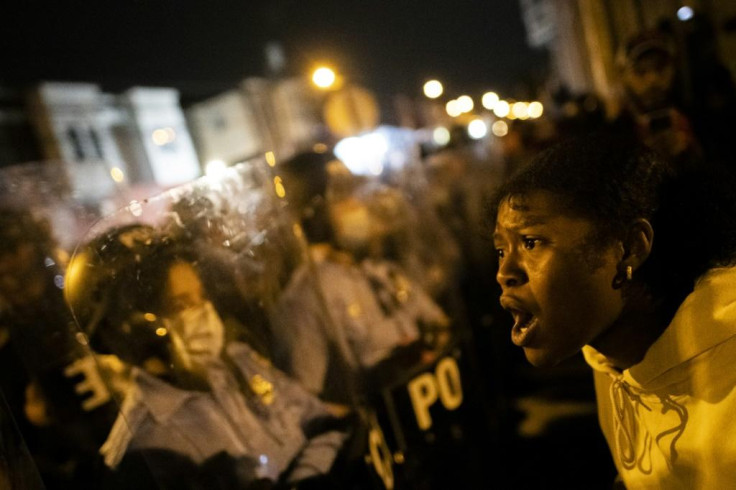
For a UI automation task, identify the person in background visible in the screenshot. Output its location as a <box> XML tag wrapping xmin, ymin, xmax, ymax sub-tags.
<box><xmin>271</xmin><ymin>152</ymin><xmax>450</xmax><ymax>404</ymax></box>
<box><xmin>0</xmin><ymin>207</ymin><xmax>117</xmax><ymax>487</ymax></box>
<box><xmin>611</xmin><ymin>29</ymin><xmax>702</xmax><ymax>171</ymax></box>
<box><xmin>491</xmin><ymin>135</ymin><xmax>736</xmax><ymax>487</ymax></box>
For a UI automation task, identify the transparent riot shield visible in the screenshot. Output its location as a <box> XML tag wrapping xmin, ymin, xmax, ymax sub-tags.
<box><xmin>275</xmin><ymin>135</ymin><xmax>501</xmax><ymax>489</ymax></box>
<box><xmin>63</xmin><ymin>157</ymin><xmax>398</xmax><ymax>489</ymax></box>
<box><xmin>0</xmin><ymin>161</ymin><xmax>124</xmax><ymax>488</ymax></box>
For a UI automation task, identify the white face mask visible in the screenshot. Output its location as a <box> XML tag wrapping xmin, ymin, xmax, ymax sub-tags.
<box><xmin>333</xmin><ymin>203</ymin><xmax>373</xmax><ymax>251</ymax></box>
<box><xmin>166</xmin><ymin>300</ymin><xmax>225</xmax><ymax>367</ymax></box>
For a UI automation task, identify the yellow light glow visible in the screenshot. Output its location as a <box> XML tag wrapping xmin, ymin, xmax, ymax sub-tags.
<box><xmin>265</xmin><ymin>151</ymin><xmax>276</xmax><ymax>167</ymax></box>
<box><xmin>155</xmin><ymin>327</ymin><xmax>168</xmax><ymax>337</ymax></box>
<box><xmin>110</xmin><ymin>167</ymin><xmax>125</xmax><ymax>183</ymax></box>
<box><xmin>493</xmin><ymin>100</ymin><xmax>510</xmax><ymax>118</ymax></box>
<box><xmin>274</xmin><ymin>176</ymin><xmax>286</xmax><ymax>198</ymax></box>
<box><xmin>446</xmin><ymin>99</ymin><xmax>462</xmax><ymax>118</ymax></box>
<box><xmin>492</xmin><ymin>120</ymin><xmax>509</xmax><ymax>137</ymax></box>
<box><xmin>528</xmin><ymin>101</ymin><xmax>544</xmax><ymax>118</ymax></box>
<box><xmin>143</xmin><ymin>313</ymin><xmax>157</xmax><ymax>322</ymax></box>
<box><xmin>512</xmin><ymin>102</ymin><xmax>529</xmax><ymax>120</ymax></box>
<box><xmin>312</xmin><ymin>67</ymin><xmax>336</xmax><ymax>89</ymax></box>
<box><xmin>152</xmin><ymin>128</ymin><xmax>172</xmax><ymax>146</ymax></box>
<box><xmin>313</xmin><ymin>143</ymin><xmax>328</xmax><ymax>153</ymax></box>
<box><xmin>423</xmin><ymin>80</ymin><xmax>443</xmax><ymax>99</ymax></box>
<box><xmin>457</xmin><ymin>95</ymin><xmax>474</xmax><ymax>113</ymax></box>
<box><xmin>150</xmin><ymin>127</ymin><xmax>176</xmax><ymax>146</ymax></box>
<box><xmin>433</xmin><ymin>127</ymin><xmax>451</xmax><ymax>146</ymax></box>
<box><xmin>482</xmin><ymin>92</ymin><xmax>499</xmax><ymax>110</ymax></box>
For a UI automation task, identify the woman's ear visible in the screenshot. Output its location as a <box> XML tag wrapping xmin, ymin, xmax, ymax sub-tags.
<box><xmin>621</xmin><ymin>218</ymin><xmax>654</xmax><ymax>277</ymax></box>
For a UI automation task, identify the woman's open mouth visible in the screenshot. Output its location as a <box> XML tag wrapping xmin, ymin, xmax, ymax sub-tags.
<box><xmin>510</xmin><ymin>309</ymin><xmax>538</xmax><ymax>347</ymax></box>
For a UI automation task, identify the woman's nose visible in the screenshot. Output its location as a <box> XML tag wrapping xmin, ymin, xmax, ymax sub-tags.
<box><xmin>496</xmin><ymin>253</ymin><xmax>527</xmax><ymax>288</ymax></box>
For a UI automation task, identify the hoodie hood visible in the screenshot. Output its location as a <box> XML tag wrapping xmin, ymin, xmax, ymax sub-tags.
<box><xmin>585</xmin><ymin>266</ymin><xmax>736</xmax><ymax>389</ymax></box>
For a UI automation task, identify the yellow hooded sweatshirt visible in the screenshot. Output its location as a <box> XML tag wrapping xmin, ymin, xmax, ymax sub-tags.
<box><xmin>584</xmin><ymin>267</ymin><xmax>736</xmax><ymax>489</ymax></box>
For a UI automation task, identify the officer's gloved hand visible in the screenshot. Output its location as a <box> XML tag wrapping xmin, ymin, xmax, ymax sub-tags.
<box><xmin>64</xmin><ymin>354</ymin><xmax>132</xmax><ymax>410</ymax></box>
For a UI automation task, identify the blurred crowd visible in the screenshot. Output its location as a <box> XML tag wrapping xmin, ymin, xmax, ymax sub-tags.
<box><xmin>0</xmin><ymin>25</ymin><xmax>734</xmax><ymax>489</ymax></box>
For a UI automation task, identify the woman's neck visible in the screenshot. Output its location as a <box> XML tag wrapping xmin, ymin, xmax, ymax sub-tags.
<box><xmin>591</xmin><ymin>289</ymin><xmax>673</xmax><ymax>370</ymax></box>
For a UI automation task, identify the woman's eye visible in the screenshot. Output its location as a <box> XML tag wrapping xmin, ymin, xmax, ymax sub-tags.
<box><xmin>522</xmin><ymin>238</ymin><xmax>540</xmax><ymax>250</ymax></box>
<box><xmin>495</xmin><ymin>248</ymin><xmax>505</xmax><ymax>259</ymax></box>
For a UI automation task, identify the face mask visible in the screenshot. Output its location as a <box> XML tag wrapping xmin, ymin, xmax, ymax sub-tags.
<box><xmin>166</xmin><ymin>301</ymin><xmax>225</xmax><ymax>367</ymax></box>
<box><xmin>333</xmin><ymin>204</ymin><xmax>373</xmax><ymax>251</ymax></box>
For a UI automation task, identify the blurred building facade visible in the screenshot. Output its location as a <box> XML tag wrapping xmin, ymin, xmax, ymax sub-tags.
<box><xmin>187</xmin><ymin>76</ymin><xmax>325</xmax><ymax>168</ymax></box>
<box><xmin>520</xmin><ymin>0</ymin><xmax>736</xmax><ymax>114</ymax></box>
<box><xmin>0</xmin><ymin>82</ymin><xmax>201</xmax><ymax>205</ymax></box>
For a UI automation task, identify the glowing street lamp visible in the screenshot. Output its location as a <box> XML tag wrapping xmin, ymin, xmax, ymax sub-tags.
<box><xmin>423</xmin><ymin>80</ymin><xmax>443</xmax><ymax>99</ymax></box>
<box><xmin>512</xmin><ymin>101</ymin><xmax>529</xmax><ymax>120</ymax></box>
<box><xmin>312</xmin><ymin>67</ymin><xmax>337</xmax><ymax>89</ymax></box>
<box><xmin>493</xmin><ymin>100</ymin><xmax>510</xmax><ymax>118</ymax></box>
<box><xmin>467</xmin><ymin>119</ymin><xmax>488</xmax><ymax>139</ymax></box>
<box><xmin>457</xmin><ymin>95</ymin><xmax>474</xmax><ymax>113</ymax></box>
<box><xmin>482</xmin><ymin>92</ymin><xmax>499</xmax><ymax>110</ymax></box>
<box><xmin>528</xmin><ymin>101</ymin><xmax>544</xmax><ymax>118</ymax></box>
<box><xmin>446</xmin><ymin>99</ymin><xmax>462</xmax><ymax>118</ymax></box>
<box><xmin>492</xmin><ymin>120</ymin><xmax>509</xmax><ymax>137</ymax></box>
<box><xmin>433</xmin><ymin>127</ymin><xmax>451</xmax><ymax>145</ymax></box>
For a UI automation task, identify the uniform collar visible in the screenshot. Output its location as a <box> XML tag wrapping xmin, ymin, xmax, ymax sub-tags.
<box><xmin>586</xmin><ymin>267</ymin><xmax>736</xmax><ymax>387</ymax></box>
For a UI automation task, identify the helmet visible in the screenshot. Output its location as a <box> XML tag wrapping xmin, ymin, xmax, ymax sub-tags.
<box><xmin>64</xmin><ymin>224</ymin><xmax>170</xmax><ymax>363</ymax></box>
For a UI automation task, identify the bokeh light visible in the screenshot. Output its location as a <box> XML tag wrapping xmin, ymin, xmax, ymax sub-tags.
<box><xmin>312</xmin><ymin>67</ymin><xmax>336</xmax><ymax>89</ymax></box>
<box><xmin>457</xmin><ymin>95</ymin><xmax>474</xmax><ymax>113</ymax></box>
<box><xmin>467</xmin><ymin>119</ymin><xmax>488</xmax><ymax>139</ymax></box>
<box><xmin>433</xmin><ymin>127</ymin><xmax>451</xmax><ymax>146</ymax></box>
<box><xmin>152</xmin><ymin>127</ymin><xmax>176</xmax><ymax>146</ymax></box>
<box><xmin>446</xmin><ymin>99</ymin><xmax>462</xmax><ymax>117</ymax></box>
<box><xmin>110</xmin><ymin>167</ymin><xmax>125</xmax><ymax>183</ymax></box>
<box><xmin>492</xmin><ymin>120</ymin><xmax>509</xmax><ymax>137</ymax></box>
<box><xmin>493</xmin><ymin>100</ymin><xmax>510</xmax><ymax>118</ymax></box>
<box><xmin>423</xmin><ymin>80</ymin><xmax>444</xmax><ymax>99</ymax></box>
<box><xmin>482</xmin><ymin>92</ymin><xmax>499</xmax><ymax>110</ymax></box>
<box><xmin>512</xmin><ymin>101</ymin><xmax>529</xmax><ymax>120</ymax></box>
<box><xmin>273</xmin><ymin>175</ymin><xmax>286</xmax><ymax>198</ymax></box>
<box><xmin>528</xmin><ymin>101</ymin><xmax>544</xmax><ymax>118</ymax></box>
<box><xmin>677</xmin><ymin>6</ymin><xmax>694</xmax><ymax>21</ymax></box>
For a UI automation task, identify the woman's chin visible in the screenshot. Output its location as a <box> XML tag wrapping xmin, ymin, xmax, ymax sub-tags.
<box><xmin>523</xmin><ymin>347</ymin><xmax>568</xmax><ymax>368</ymax></box>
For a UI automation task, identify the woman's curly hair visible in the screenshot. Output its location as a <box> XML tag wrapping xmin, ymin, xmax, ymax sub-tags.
<box><xmin>490</xmin><ymin>134</ymin><xmax>736</xmax><ymax>306</ymax></box>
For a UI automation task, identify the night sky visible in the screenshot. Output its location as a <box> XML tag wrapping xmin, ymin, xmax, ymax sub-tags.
<box><xmin>2</xmin><ymin>1</ymin><xmax>548</xmax><ymax>104</ymax></box>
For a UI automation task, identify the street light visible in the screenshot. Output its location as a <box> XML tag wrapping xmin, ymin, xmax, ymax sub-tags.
<box><xmin>457</xmin><ymin>95</ymin><xmax>474</xmax><ymax>113</ymax></box>
<box><xmin>482</xmin><ymin>92</ymin><xmax>499</xmax><ymax>110</ymax></box>
<box><xmin>492</xmin><ymin>120</ymin><xmax>509</xmax><ymax>137</ymax></box>
<box><xmin>493</xmin><ymin>100</ymin><xmax>510</xmax><ymax>118</ymax></box>
<box><xmin>512</xmin><ymin>101</ymin><xmax>529</xmax><ymax>120</ymax></box>
<box><xmin>312</xmin><ymin>67</ymin><xmax>337</xmax><ymax>89</ymax></box>
<box><xmin>528</xmin><ymin>101</ymin><xmax>544</xmax><ymax>118</ymax></box>
<box><xmin>446</xmin><ymin>99</ymin><xmax>462</xmax><ymax>117</ymax></box>
<box><xmin>423</xmin><ymin>80</ymin><xmax>443</xmax><ymax>99</ymax></box>
<box><xmin>468</xmin><ymin>119</ymin><xmax>488</xmax><ymax>139</ymax></box>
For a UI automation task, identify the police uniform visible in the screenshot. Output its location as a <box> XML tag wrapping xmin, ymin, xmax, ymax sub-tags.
<box><xmin>100</xmin><ymin>341</ymin><xmax>345</xmax><ymax>484</ymax></box>
<box><xmin>272</xmin><ymin>254</ymin><xmax>449</xmax><ymax>401</ymax></box>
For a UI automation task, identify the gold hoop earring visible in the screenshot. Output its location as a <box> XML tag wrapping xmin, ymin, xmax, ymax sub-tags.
<box><xmin>626</xmin><ymin>265</ymin><xmax>633</xmax><ymax>281</ymax></box>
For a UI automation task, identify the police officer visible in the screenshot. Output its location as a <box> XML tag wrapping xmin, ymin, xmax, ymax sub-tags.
<box><xmin>0</xmin><ymin>206</ymin><xmax>118</xmax><ymax>487</ymax></box>
<box><xmin>65</xmin><ymin>224</ymin><xmax>347</xmax><ymax>488</ymax></box>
